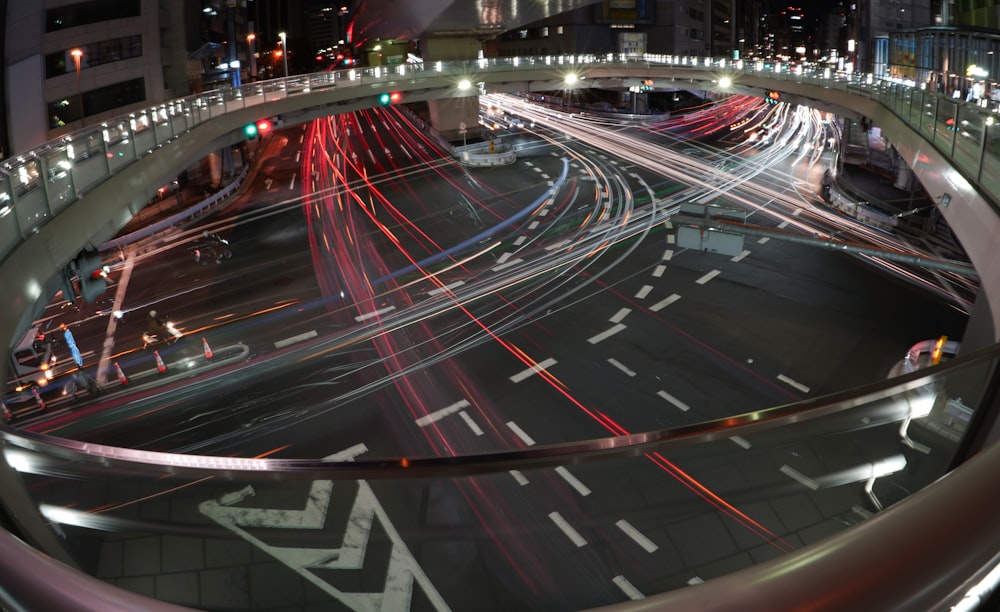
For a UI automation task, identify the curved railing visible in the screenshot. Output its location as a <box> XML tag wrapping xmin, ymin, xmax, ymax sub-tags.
<box><xmin>1</xmin><ymin>54</ymin><xmax>999</xmax><ymax>610</ymax></box>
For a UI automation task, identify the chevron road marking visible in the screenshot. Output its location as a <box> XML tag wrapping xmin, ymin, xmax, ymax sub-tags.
<box><xmin>200</xmin><ymin>444</ymin><xmax>449</xmax><ymax>611</ymax></box>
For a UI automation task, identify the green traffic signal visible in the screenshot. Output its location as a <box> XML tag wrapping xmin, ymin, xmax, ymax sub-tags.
<box><xmin>243</xmin><ymin>123</ymin><xmax>259</xmax><ymax>138</ymax></box>
<box><xmin>378</xmin><ymin>92</ymin><xmax>391</xmax><ymax>106</ymax></box>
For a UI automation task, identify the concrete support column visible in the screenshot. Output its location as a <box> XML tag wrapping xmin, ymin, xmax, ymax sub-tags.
<box><xmin>421</xmin><ymin>37</ymin><xmax>482</xmax><ymax>142</ymax></box>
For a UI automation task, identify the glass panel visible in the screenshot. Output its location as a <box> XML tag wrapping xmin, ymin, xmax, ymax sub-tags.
<box><xmin>0</xmin><ymin>174</ymin><xmax>19</xmax><ymax>260</ymax></box>
<box><xmin>979</xmin><ymin>123</ymin><xmax>1000</xmax><ymax>195</ymax></box>
<box><xmin>4</xmin><ymin>347</ymin><xmax>996</xmax><ymax>610</ymax></box>
<box><xmin>933</xmin><ymin>98</ymin><xmax>957</xmax><ymax>152</ymax></box>
<box><xmin>951</xmin><ymin>106</ymin><xmax>987</xmax><ymax>179</ymax></box>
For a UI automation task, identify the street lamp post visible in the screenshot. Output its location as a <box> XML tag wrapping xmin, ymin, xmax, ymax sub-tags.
<box><xmin>279</xmin><ymin>32</ymin><xmax>289</xmax><ymax>79</ymax></box>
<box><xmin>70</xmin><ymin>48</ymin><xmax>84</xmax><ymax>126</ymax></box>
<box><xmin>246</xmin><ymin>33</ymin><xmax>258</xmax><ymax>81</ymax></box>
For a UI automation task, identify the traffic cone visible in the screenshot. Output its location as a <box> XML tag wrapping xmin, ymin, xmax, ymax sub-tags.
<box><xmin>2</xmin><ymin>401</ymin><xmax>11</xmax><ymax>423</ymax></box>
<box><xmin>202</xmin><ymin>337</ymin><xmax>214</xmax><ymax>359</ymax></box>
<box><xmin>114</xmin><ymin>362</ymin><xmax>129</xmax><ymax>385</ymax></box>
<box><xmin>32</xmin><ymin>388</ymin><xmax>45</xmax><ymax>411</ymax></box>
<box><xmin>154</xmin><ymin>350</ymin><xmax>167</xmax><ymax>373</ymax></box>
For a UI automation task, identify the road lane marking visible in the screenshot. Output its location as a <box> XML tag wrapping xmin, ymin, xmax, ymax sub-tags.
<box><xmin>427</xmin><ymin>280</ymin><xmax>465</xmax><ymax>296</ymax></box>
<box><xmin>506</xmin><ymin>421</ymin><xmax>536</xmax><ymax>446</ymax></box>
<box><xmin>545</xmin><ymin>239</ymin><xmax>570</xmax><ymax>252</ymax></box>
<box><xmin>513</xmin><ymin>235</ymin><xmax>527</xmax><ymax>245</ymax></box>
<box><xmin>555</xmin><ymin>466</ymin><xmax>592</xmax><ymax>496</ymax></box>
<box><xmin>615</xmin><ymin>519</ymin><xmax>659</xmax><ymax>553</ymax></box>
<box><xmin>780</xmin><ymin>464</ymin><xmax>820</xmax><ymax>490</ymax></box>
<box><xmin>662</xmin><ymin>249</ymin><xmax>674</xmax><ymax>260</ymax></box>
<box><xmin>695</xmin><ymin>269</ymin><xmax>721</xmax><ymax>285</ymax></box>
<box><xmin>548</xmin><ymin>512</ymin><xmax>587</xmax><ymax>547</ymax></box>
<box><xmin>777</xmin><ymin>374</ymin><xmax>810</xmax><ymax>393</ymax></box>
<box><xmin>274</xmin><ymin>330</ymin><xmax>319</xmax><ymax>349</ymax></box>
<box><xmin>491</xmin><ymin>258</ymin><xmax>523</xmax><ymax>272</ymax></box>
<box><xmin>458</xmin><ymin>411</ymin><xmax>484</xmax><ymax>436</ymax></box>
<box><xmin>509</xmin><ymin>470</ymin><xmax>529</xmax><ymax>486</ymax></box>
<box><xmin>496</xmin><ymin>252</ymin><xmax>513</xmax><ymax>264</ymax></box>
<box><xmin>610</xmin><ymin>308</ymin><xmax>631</xmax><ymax>323</ymax></box>
<box><xmin>509</xmin><ymin>357</ymin><xmax>557</xmax><ymax>383</ymax></box>
<box><xmin>653</xmin><ymin>264</ymin><xmax>666</xmax><ymax>277</ymax></box>
<box><xmin>415</xmin><ymin>400</ymin><xmax>471</xmax><ymax>427</ymax></box>
<box><xmin>657</xmin><ymin>390</ymin><xmax>690</xmax><ymax>412</ymax></box>
<box><xmin>540</xmin><ymin>173</ymin><xmax>550</xmax><ymax>179</ymax></box>
<box><xmin>613</xmin><ymin>575</ymin><xmax>645</xmax><ymax>600</ymax></box>
<box><xmin>608</xmin><ymin>358</ymin><xmax>636</xmax><ymax>377</ymax></box>
<box><xmin>777</xmin><ymin>220</ymin><xmax>789</xmax><ymax>229</ymax></box>
<box><xmin>730</xmin><ymin>436</ymin><xmax>752</xmax><ymax>449</ymax></box>
<box><xmin>688</xmin><ymin>576</ymin><xmax>704</xmax><ymax>586</ymax></box>
<box><xmin>650</xmin><ymin>294</ymin><xmax>681</xmax><ymax>312</ymax></box>
<box><xmin>635</xmin><ymin>284</ymin><xmax>653</xmax><ymax>299</ymax></box>
<box><xmin>528</xmin><ymin>221</ymin><xmax>540</xmax><ymax>230</ymax></box>
<box><xmin>588</xmin><ymin>323</ymin><xmax>626</xmax><ymax>344</ymax></box>
<box><xmin>354</xmin><ymin>305</ymin><xmax>396</xmax><ymax>322</ymax></box>
<box><xmin>667</xmin><ymin>234</ymin><xmax>676</xmax><ymax>244</ymax></box>
<box><xmin>731</xmin><ymin>250</ymin><xmax>751</xmax><ymax>262</ymax></box>
<box><xmin>289</xmin><ymin>172</ymin><xmax>297</xmax><ymax>190</ymax></box>
<box><xmin>758</xmin><ymin>236</ymin><xmax>770</xmax><ymax>244</ymax></box>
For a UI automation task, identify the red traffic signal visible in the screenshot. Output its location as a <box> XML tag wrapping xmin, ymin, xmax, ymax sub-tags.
<box><xmin>256</xmin><ymin>119</ymin><xmax>271</xmax><ymax>133</ymax></box>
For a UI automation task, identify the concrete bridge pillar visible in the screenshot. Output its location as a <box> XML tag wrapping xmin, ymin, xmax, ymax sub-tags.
<box><xmin>421</xmin><ymin>37</ymin><xmax>482</xmax><ymax>142</ymax></box>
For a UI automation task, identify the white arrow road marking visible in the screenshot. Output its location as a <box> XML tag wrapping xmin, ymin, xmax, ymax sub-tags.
<box><xmin>200</xmin><ymin>445</ymin><xmax>450</xmax><ymax>612</ymax></box>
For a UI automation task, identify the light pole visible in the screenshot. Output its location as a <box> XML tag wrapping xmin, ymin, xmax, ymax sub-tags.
<box><xmin>246</xmin><ymin>33</ymin><xmax>257</xmax><ymax>81</ymax></box>
<box><xmin>279</xmin><ymin>32</ymin><xmax>289</xmax><ymax>79</ymax></box>
<box><xmin>70</xmin><ymin>48</ymin><xmax>84</xmax><ymax>125</ymax></box>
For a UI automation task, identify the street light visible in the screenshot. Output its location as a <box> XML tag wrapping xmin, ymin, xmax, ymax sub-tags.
<box><xmin>70</xmin><ymin>48</ymin><xmax>84</xmax><ymax>125</ymax></box>
<box><xmin>278</xmin><ymin>31</ymin><xmax>289</xmax><ymax>79</ymax></box>
<box><xmin>246</xmin><ymin>33</ymin><xmax>257</xmax><ymax>81</ymax></box>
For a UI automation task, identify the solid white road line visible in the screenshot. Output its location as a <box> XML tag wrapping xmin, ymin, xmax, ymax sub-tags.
<box><xmin>506</xmin><ymin>421</ymin><xmax>536</xmax><ymax>446</ymax></box>
<box><xmin>613</xmin><ymin>575</ymin><xmax>645</xmax><ymax>601</ymax></box>
<box><xmin>780</xmin><ymin>464</ymin><xmax>820</xmax><ymax>490</ymax></box>
<box><xmin>610</xmin><ymin>308</ymin><xmax>631</xmax><ymax>323</ymax></box>
<box><xmin>650</xmin><ymin>294</ymin><xmax>681</xmax><ymax>312</ymax></box>
<box><xmin>415</xmin><ymin>400</ymin><xmax>471</xmax><ymax>427</ymax></box>
<box><xmin>509</xmin><ymin>470</ymin><xmax>529</xmax><ymax>486</ymax></box>
<box><xmin>615</xmin><ymin>519</ymin><xmax>659</xmax><ymax>553</ymax></box>
<box><xmin>695</xmin><ymin>269</ymin><xmax>721</xmax><ymax>285</ymax></box>
<box><xmin>555</xmin><ymin>466</ymin><xmax>592</xmax><ymax>496</ymax></box>
<box><xmin>607</xmin><ymin>358</ymin><xmax>636</xmax><ymax>377</ymax></box>
<box><xmin>588</xmin><ymin>323</ymin><xmax>626</xmax><ymax>344</ymax></box>
<box><xmin>657</xmin><ymin>390</ymin><xmax>690</xmax><ymax>412</ymax></box>
<box><xmin>777</xmin><ymin>374</ymin><xmax>810</xmax><ymax>393</ymax></box>
<box><xmin>509</xmin><ymin>357</ymin><xmax>557</xmax><ymax>383</ymax></box>
<box><xmin>458</xmin><ymin>411</ymin><xmax>484</xmax><ymax>436</ymax></box>
<box><xmin>549</xmin><ymin>512</ymin><xmax>587</xmax><ymax>547</ymax></box>
<box><xmin>274</xmin><ymin>330</ymin><xmax>319</xmax><ymax>349</ymax></box>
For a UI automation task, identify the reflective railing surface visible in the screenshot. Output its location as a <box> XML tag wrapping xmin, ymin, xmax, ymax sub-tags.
<box><xmin>1</xmin><ymin>344</ymin><xmax>998</xmax><ymax>609</ymax></box>
<box><xmin>1</xmin><ymin>53</ymin><xmax>999</xmax><ymax>610</ymax></box>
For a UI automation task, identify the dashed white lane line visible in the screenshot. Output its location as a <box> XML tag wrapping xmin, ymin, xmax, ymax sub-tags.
<box><xmin>513</xmin><ymin>235</ymin><xmax>527</xmax><ymax>245</ymax></box>
<box><xmin>496</xmin><ymin>252</ymin><xmax>513</xmax><ymax>264</ymax></box>
<box><xmin>549</xmin><ymin>511</ymin><xmax>587</xmax><ymax>547</ymax></box>
<box><xmin>354</xmin><ymin>305</ymin><xmax>396</xmax><ymax>322</ymax></box>
<box><xmin>274</xmin><ymin>330</ymin><xmax>318</xmax><ymax>349</ymax></box>
<box><xmin>613</xmin><ymin>575</ymin><xmax>645</xmax><ymax>601</ymax></box>
<box><xmin>615</xmin><ymin>519</ymin><xmax>659</xmax><ymax>553</ymax></box>
<box><xmin>758</xmin><ymin>236</ymin><xmax>770</xmax><ymax>244</ymax></box>
<box><xmin>415</xmin><ymin>400</ymin><xmax>471</xmax><ymax>427</ymax></box>
<box><xmin>635</xmin><ymin>284</ymin><xmax>653</xmax><ymax>299</ymax></box>
<box><xmin>555</xmin><ymin>466</ymin><xmax>592</xmax><ymax>496</ymax></box>
<box><xmin>509</xmin><ymin>357</ymin><xmax>557</xmax><ymax>383</ymax></box>
<box><xmin>608</xmin><ymin>358</ymin><xmax>636</xmax><ymax>377</ymax></box>
<box><xmin>730</xmin><ymin>435</ymin><xmax>752</xmax><ymax>449</ymax></box>
<box><xmin>458</xmin><ymin>411</ymin><xmax>484</xmax><ymax>436</ymax></box>
<box><xmin>688</xmin><ymin>576</ymin><xmax>704</xmax><ymax>586</ymax></box>
<box><xmin>777</xmin><ymin>373</ymin><xmax>810</xmax><ymax>393</ymax></box>
<box><xmin>491</xmin><ymin>257</ymin><xmax>523</xmax><ymax>272</ymax></box>
<box><xmin>657</xmin><ymin>390</ymin><xmax>690</xmax><ymax>412</ymax></box>
<box><xmin>667</xmin><ymin>234</ymin><xmax>676</xmax><ymax>244</ymax></box>
<box><xmin>695</xmin><ymin>269</ymin><xmax>721</xmax><ymax>285</ymax></box>
<box><xmin>506</xmin><ymin>421</ymin><xmax>536</xmax><ymax>446</ymax></box>
<box><xmin>662</xmin><ymin>249</ymin><xmax>674</xmax><ymax>260</ymax></box>
<box><xmin>588</xmin><ymin>323</ymin><xmax>626</xmax><ymax>344</ymax></box>
<box><xmin>780</xmin><ymin>464</ymin><xmax>820</xmax><ymax>490</ymax></box>
<box><xmin>609</xmin><ymin>308</ymin><xmax>631</xmax><ymax>323</ymax></box>
<box><xmin>528</xmin><ymin>221</ymin><xmax>540</xmax><ymax>230</ymax></box>
<box><xmin>545</xmin><ymin>239</ymin><xmax>570</xmax><ymax>251</ymax></box>
<box><xmin>427</xmin><ymin>280</ymin><xmax>465</xmax><ymax>296</ymax></box>
<box><xmin>652</xmin><ymin>264</ymin><xmax>666</xmax><ymax>277</ymax></box>
<box><xmin>731</xmin><ymin>250</ymin><xmax>751</xmax><ymax>262</ymax></box>
<box><xmin>650</xmin><ymin>294</ymin><xmax>681</xmax><ymax>312</ymax></box>
<box><xmin>509</xmin><ymin>470</ymin><xmax>529</xmax><ymax>485</ymax></box>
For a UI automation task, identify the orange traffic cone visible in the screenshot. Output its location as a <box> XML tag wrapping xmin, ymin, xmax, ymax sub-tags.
<box><xmin>154</xmin><ymin>350</ymin><xmax>167</xmax><ymax>373</ymax></box>
<box><xmin>2</xmin><ymin>401</ymin><xmax>12</xmax><ymax>423</ymax></box>
<box><xmin>32</xmin><ymin>388</ymin><xmax>45</xmax><ymax>411</ymax></box>
<box><xmin>202</xmin><ymin>337</ymin><xmax>214</xmax><ymax>359</ymax></box>
<box><xmin>114</xmin><ymin>362</ymin><xmax>129</xmax><ymax>385</ymax></box>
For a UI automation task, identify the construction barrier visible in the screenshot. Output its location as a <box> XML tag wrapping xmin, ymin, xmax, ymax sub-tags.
<box><xmin>114</xmin><ymin>362</ymin><xmax>129</xmax><ymax>385</ymax></box>
<box><xmin>32</xmin><ymin>388</ymin><xmax>45</xmax><ymax>411</ymax></box>
<box><xmin>154</xmin><ymin>350</ymin><xmax>167</xmax><ymax>373</ymax></box>
<box><xmin>202</xmin><ymin>337</ymin><xmax>213</xmax><ymax>359</ymax></box>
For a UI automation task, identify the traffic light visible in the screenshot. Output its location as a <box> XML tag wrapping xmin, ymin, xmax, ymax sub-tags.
<box><xmin>73</xmin><ymin>250</ymin><xmax>108</xmax><ymax>303</ymax></box>
<box><xmin>255</xmin><ymin>119</ymin><xmax>271</xmax><ymax>134</ymax></box>
<box><xmin>377</xmin><ymin>92</ymin><xmax>402</xmax><ymax>106</ymax></box>
<box><xmin>640</xmin><ymin>79</ymin><xmax>654</xmax><ymax>92</ymax></box>
<box><xmin>765</xmin><ymin>90</ymin><xmax>781</xmax><ymax>105</ymax></box>
<box><xmin>243</xmin><ymin>122</ymin><xmax>259</xmax><ymax>139</ymax></box>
